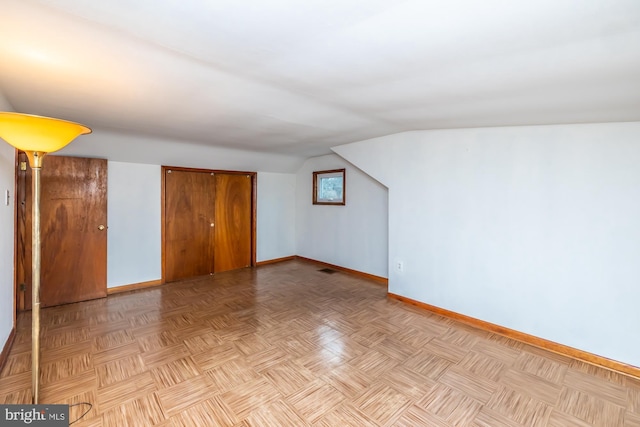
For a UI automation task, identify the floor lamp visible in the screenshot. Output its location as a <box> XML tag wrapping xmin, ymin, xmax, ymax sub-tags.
<box><xmin>0</xmin><ymin>112</ymin><xmax>91</xmax><ymax>404</ymax></box>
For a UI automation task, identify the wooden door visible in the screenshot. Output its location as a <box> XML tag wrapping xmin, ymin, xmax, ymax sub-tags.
<box><xmin>163</xmin><ymin>168</ymin><xmax>255</xmax><ymax>282</ymax></box>
<box><xmin>164</xmin><ymin>169</ymin><xmax>216</xmax><ymax>282</ymax></box>
<box><xmin>214</xmin><ymin>173</ymin><xmax>253</xmax><ymax>272</ymax></box>
<box><xmin>18</xmin><ymin>154</ymin><xmax>108</xmax><ymax>309</ymax></box>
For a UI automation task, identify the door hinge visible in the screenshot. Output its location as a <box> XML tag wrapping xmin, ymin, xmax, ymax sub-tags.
<box><xmin>20</xmin><ymin>161</ymin><xmax>27</xmax><ymax>171</ymax></box>
<box><xmin>19</xmin><ymin>283</ymin><xmax>26</xmax><ymax>292</ymax></box>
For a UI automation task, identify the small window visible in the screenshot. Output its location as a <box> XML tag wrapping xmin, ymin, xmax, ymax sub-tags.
<box><xmin>313</xmin><ymin>169</ymin><xmax>345</xmax><ymax>205</ymax></box>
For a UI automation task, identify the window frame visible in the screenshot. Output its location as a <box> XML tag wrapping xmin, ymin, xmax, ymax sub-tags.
<box><xmin>312</xmin><ymin>168</ymin><xmax>346</xmax><ymax>205</ymax></box>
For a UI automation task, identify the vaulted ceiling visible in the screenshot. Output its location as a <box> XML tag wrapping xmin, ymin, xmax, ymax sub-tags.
<box><xmin>1</xmin><ymin>0</ymin><xmax>639</xmax><ymax>160</ymax></box>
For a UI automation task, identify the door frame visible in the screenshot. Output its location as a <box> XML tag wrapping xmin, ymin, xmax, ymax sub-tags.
<box><xmin>15</xmin><ymin>151</ymin><xmax>28</xmax><ymax>312</ymax></box>
<box><xmin>161</xmin><ymin>166</ymin><xmax>257</xmax><ymax>282</ymax></box>
<box><xmin>13</xmin><ymin>149</ymin><xmax>20</xmax><ymax>320</ymax></box>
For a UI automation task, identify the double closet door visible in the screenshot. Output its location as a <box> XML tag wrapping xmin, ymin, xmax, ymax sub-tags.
<box><xmin>163</xmin><ymin>167</ymin><xmax>255</xmax><ymax>282</ymax></box>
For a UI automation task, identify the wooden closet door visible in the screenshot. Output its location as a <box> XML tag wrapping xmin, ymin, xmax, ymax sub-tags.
<box><xmin>19</xmin><ymin>154</ymin><xmax>108</xmax><ymax>309</ymax></box>
<box><xmin>164</xmin><ymin>169</ymin><xmax>216</xmax><ymax>282</ymax></box>
<box><xmin>214</xmin><ymin>173</ymin><xmax>252</xmax><ymax>273</ymax></box>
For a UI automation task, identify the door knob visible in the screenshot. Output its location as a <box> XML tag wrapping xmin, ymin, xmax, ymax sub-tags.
<box><xmin>98</xmin><ymin>225</ymin><xmax>105</xmax><ymax>231</ymax></box>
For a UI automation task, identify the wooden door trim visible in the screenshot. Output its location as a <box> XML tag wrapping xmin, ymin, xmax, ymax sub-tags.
<box><xmin>251</xmin><ymin>173</ymin><xmax>257</xmax><ymax>267</ymax></box>
<box><xmin>161</xmin><ymin>166</ymin><xmax>257</xmax><ymax>283</ymax></box>
<box><xmin>15</xmin><ymin>151</ymin><xmax>27</xmax><ymax>312</ymax></box>
<box><xmin>161</xmin><ymin>166</ymin><xmax>166</xmax><ymax>283</ymax></box>
<box><xmin>13</xmin><ymin>149</ymin><xmax>19</xmax><ymax>322</ymax></box>
<box><xmin>162</xmin><ymin>166</ymin><xmax>256</xmax><ymax>175</ymax></box>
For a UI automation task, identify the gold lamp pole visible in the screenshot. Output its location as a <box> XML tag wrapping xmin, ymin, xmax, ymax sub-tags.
<box><xmin>0</xmin><ymin>112</ymin><xmax>91</xmax><ymax>404</ymax></box>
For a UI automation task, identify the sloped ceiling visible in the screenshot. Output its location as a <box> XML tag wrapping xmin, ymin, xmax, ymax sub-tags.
<box><xmin>1</xmin><ymin>0</ymin><xmax>639</xmax><ymax>161</ymax></box>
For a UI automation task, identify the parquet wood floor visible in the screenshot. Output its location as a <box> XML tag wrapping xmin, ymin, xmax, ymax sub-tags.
<box><xmin>1</xmin><ymin>260</ymin><xmax>638</xmax><ymax>426</ymax></box>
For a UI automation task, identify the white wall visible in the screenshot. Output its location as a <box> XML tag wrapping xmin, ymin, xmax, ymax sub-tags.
<box><xmin>0</xmin><ymin>93</ymin><xmax>15</xmax><ymax>348</ymax></box>
<box><xmin>296</xmin><ymin>154</ymin><xmax>388</xmax><ymax>278</ymax></box>
<box><xmin>106</xmin><ymin>164</ymin><xmax>298</xmax><ymax>286</ymax></box>
<box><xmin>107</xmin><ymin>162</ymin><xmax>161</xmax><ymax>287</ymax></box>
<box><xmin>58</xmin><ymin>129</ymin><xmax>304</xmax><ymax>173</ymax></box>
<box><xmin>334</xmin><ymin>122</ymin><xmax>640</xmax><ymax>367</ymax></box>
<box><xmin>0</xmin><ymin>139</ymin><xmax>15</xmax><ymax>348</ymax></box>
<box><xmin>257</xmin><ymin>172</ymin><xmax>296</xmax><ymax>262</ymax></box>
<box><xmin>60</xmin><ymin>129</ymin><xmax>305</xmax><ymax>278</ymax></box>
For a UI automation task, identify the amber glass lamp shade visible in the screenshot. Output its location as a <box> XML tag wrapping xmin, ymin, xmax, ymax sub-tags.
<box><xmin>0</xmin><ymin>112</ymin><xmax>91</xmax><ymax>154</ymax></box>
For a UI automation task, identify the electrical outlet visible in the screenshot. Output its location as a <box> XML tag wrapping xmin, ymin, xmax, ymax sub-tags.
<box><xmin>395</xmin><ymin>261</ymin><xmax>404</xmax><ymax>272</ymax></box>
